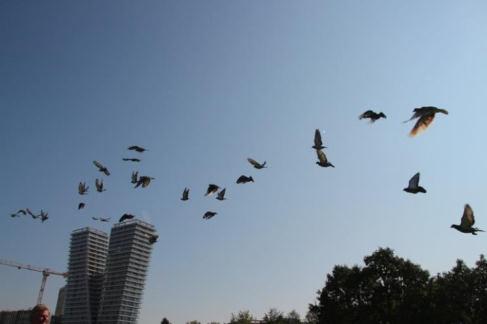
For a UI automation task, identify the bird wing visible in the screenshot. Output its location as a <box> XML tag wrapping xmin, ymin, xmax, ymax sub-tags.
<box><xmin>26</xmin><ymin>208</ymin><xmax>35</xmax><ymax>217</ymax></box>
<box><xmin>247</xmin><ymin>158</ymin><xmax>259</xmax><ymax>167</ymax></box>
<box><xmin>461</xmin><ymin>204</ymin><xmax>475</xmax><ymax>228</ymax></box>
<box><xmin>218</xmin><ymin>188</ymin><xmax>226</xmax><ymax>198</ymax></box>
<box><xmin>359</xmin><ymin>110</ymin><xmax>373</xmax><ymax>119</ymax></box>
<box><xmin>78</xmin><ymin>182</ymin><xmax>83</xmax><ymax>193</ymax></box>
<box><xmin>95</xmin><ymin>179</ymin><xmax>101</xmax><ymax>190</ymax></box>
<box><xmin>408</xmin><ymin>172</ymin><xmax>420</xmax><ymax>188</ymax></box>
<box><xmin>93</xmin><ymin>160</ymin><xmax>104</xmax><ymax>170</ymax></box>
<box><xmin>410</xmin><ymin>113</ymin><xmax>435</xmax><ymax>136</ymax></box>
<box><xmin>317</xmin><ymin>149</ymin><xmax>328</xmax><ymax>164</ymax></box>
<box><xmin>314</xmin><ymin>129</ymin><xmax>323</xmax><ymax>147</ymax></box>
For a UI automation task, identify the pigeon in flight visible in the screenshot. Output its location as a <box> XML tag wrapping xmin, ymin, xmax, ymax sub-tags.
<box><xmin>205</xmin><ymin>184</ymin><xmax>220</xmax><ymax>196</ymax></box>
<box><xmin>123</xmin><ymin>158</ymin><xmax>141</xmax><ymax>162</ymax></box>
<box><xmin>316</xmin><ymin>149</ymin><xmax>335</xmax><ymax>168</ymax></box>
<box><xmin>203</xmin><ymin>211</ymin><xmax>217</xmax><ymax>220</ymax></box>
<box><xmin>313</xmin><ymin>129</ymin><xmax>327</xmax><ymax>150</ymax></box>
<box><xmin>39</xmin><ymin>210</ymin><xmax>48</xmax><ymax>222</ymax></box>
<box><xmin>119</xmin><ymin>213</ymin><xmax>135</xmax><ymax>222</ymax></box>
<box><xmin>359</xmin><ymin>110</ymin><xmax>386</xmax><ymax>122</ymax></box>
<box><xmin>78</xmin><ymin>182</ymin><xmax>89</xmax><ymax>195</ymax></box>
<box><xmin>134</xmin><ymin>176</ymin><xmax>155</xmax><ymax>188</ymax></box>
<box><xmin>95</xmin><ymin>178</ymin><xmax>106</xmax><ymax>192</ymax></box>
<box><xmin>451</xmin><ymin>204</ymin><xmax>484</xmax><ymax>235</ymax></box>
<box><xmin>93</xmin><ymin>160</ymin><xmax>110</xmax><ymax>176</ymax></box>
<box><xmin>78</xmin><ymin>203</ymin><xmax>86</xmax><ymax>210</ymax></box>
<box><xmin>100</xmin><ymin>217</ymin><xmax>110</xmax><ymax>222</ymax></box>
<box><xmin>216</xmin><ymin>188</ymin><xmax>227</xmax><ymax>201</ymax></box>
<box><xmin>404</xmin><ymin>106</ymin><xmax>448</xmax><ymax>136</ymax></box>
<box><xmin>236</xmin><ymin>175</ymin><xmax>254</xmax><ymax>184</ymax></box>
<box><xmin>247</xmin><ymin>158</ymin><xmax>267</xmax><ymax>169</ymax></box>
<box><xmin>148</xmin><ymin>234</ymin><xmax>159</xmax><ymax>244</ymax></box>
<box><xmin>128</xmin><ymin>145</ymin><xmax>148</xmax><ymax>153</ymax></box>
<box><xmin>403</xmin><ymin>172</ymin><xmax>426</xmax><ymax>194</ymax></box>
<box><xmin>181</xmin><ymin>188</ymin><xmax>190</xmax><ymax>201</ymax></box>
<box><xmin>131</xmin><ymin>171</ymin><xmax>139</xmax><ymax>184</ymax></box>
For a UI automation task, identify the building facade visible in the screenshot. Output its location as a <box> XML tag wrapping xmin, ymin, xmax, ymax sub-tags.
<box><xmin>63</xmin><ymin>227</ymin><xmax>109</xmax><ymax>324</ymax></box>
<box><xmin>97</xmin><ymin>219</ymin><xmax>156</xmax><ymax>324</ymax></box>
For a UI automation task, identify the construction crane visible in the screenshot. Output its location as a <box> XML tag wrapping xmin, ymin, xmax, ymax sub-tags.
<box><xmin>0</xmin><ymin>258</ymin><xmax>68</xmax><ymax>304</ymax></box>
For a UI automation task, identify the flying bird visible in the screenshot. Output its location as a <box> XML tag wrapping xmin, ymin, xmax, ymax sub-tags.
<box><xmin>403</xmin><ymin>172</ymin><xmax>426</xmax><ymax>194</ymax></box>
<box><xmin>247</xmin><ymin>158</ymin><xmax>267</xmax><ymax>169</ymax></box>
<box><xmin>95</xmin><ymin>178</ymin><xmax>106</xmax><ymax>192</ymax></box>
<box><xmin>128</xmin><ymin>145</ymin><xmax>148</xmax><ymax>153</ymax></box>
<box><xmin>92</xmin><ymin>217</ymin><xmax>99</xmax><ymax>221</ymax></box>
<box><xmin>451</xmin><ymin>204</ymin><xmax>484</xmax><ymax>235</ymax></box>
<box><xmin>78</xmin><ymin>182</ymin><xmax>89</xmax><ymax>195</ymax></box>
<box><xmin>203</xmin><ymin>211</ymin><xmax>217</xmax><ymax>220</ymax></box>
<box><xmin>78</xmin><ymin>203</ymin><xmax>85</xmax><ymax>210</ymax></box>
<box><xmin>313</xmin><ymin>129</ymin><xmax>327</xmax><ymax>150</ymax></box>
<box><xmin>39</xmin><ymin>210</ymin><xmax>48</xmax><ymax>222</ymax></box>
<box><xmin>93</xmin><ymin>160</ymin><xmax>110</xmax><ymax>176</ymax></box>
<box><xmin>181</xmin><ymin>188</ymin><xmax>190</xmax><ymax>201</ymax></box>
<box><xmin>123</xmin><ymin>158</ymin><xmax>141</xmax><ymax>162</ymax></box>
<box><xmin>216</xmin><ymin>188</ymin><xmax>227</xmax><ymax>201</ymax></box>
<box><xmin>404</xmin><ymin>106</ymin><xmax>448</xmax><ymax>136</ymax></box>
<box><xmin>236</xmin><ymin>175</ymin><xmax>254</xmax><ymax>184</ymax></box>
<box><xmin>131</xmin><ymin>171</ymin><xmax>139</xmax><ymax>184</ymax></box>
<box><xmin>134</xmin><ymin>176</ymin><xmax>155</xmax><ymax>188</ymax></box>
<box><xmin>316</xmin><ymin>149</ymin><xmax>335</xmax><ymax>168</ymax></box>
<box><xmin>359</xmin><ymin>110</ymin><xmax>387</xmax><ymax>122</ymax></box>
<box><xmin>205</xmin><ymin>184</ymin><xmax>220</xmax><ymax>196</ymax></box>
<box><xmin>16</xmin><ymin>209</ymin><xmax>27</xmax><ymax>216</ymax></box>
<box><xmin>119</xmin><ymin>213</ymin><xmax>135</xmax><ymax>222</ymax></box>
<box><xmin>100</xmin><ymin>217</ymin><xmax>110</xmax><ymax>222</ymax></box>
<box><xmin>148</xmin><ymin>234</ymin><xmax>159</xmax><ymax>244</ymax></box>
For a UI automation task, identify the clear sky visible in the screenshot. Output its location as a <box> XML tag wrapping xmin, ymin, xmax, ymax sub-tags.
<box><xmin>1</xmin><ymin>1</ymin><xmax>487</xmax><ymax>323</ymax></box>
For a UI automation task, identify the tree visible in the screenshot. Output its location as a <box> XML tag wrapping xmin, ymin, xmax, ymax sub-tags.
<box><xmin>229</xmin><ymin>310</ymin><xmax>254</xmax><ymax>324</ymax></box>
<box><xmin>161</xmin><ymin>318</ymin><xmax>171</xmax><ymax>324</ymax></box>
<box><xmin>262</xmin><ymin>308</ymin><xmax>284</xmax><ymax>324</ymax></box>
<box><xmin>309</xmin><ymin>247</ymin><xmax>431</xmax><ymax>323</ymax></box>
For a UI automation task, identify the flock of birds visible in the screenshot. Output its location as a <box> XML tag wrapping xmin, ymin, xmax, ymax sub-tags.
<box><xmin>7</xmin><ymin>106</ymin><xmax>484</xmax><ymax>236</ymax></box>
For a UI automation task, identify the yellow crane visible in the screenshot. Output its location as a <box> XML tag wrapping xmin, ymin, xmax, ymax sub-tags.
<box><xmin>0</xmin><ymin>258</ymin><xmax>68</xmax><ymax>304</ymax></box>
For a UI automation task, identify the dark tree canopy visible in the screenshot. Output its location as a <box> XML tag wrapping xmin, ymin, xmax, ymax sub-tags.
<box><xmin>309</xmin><ymin>248</ymin><xmax>487</xmax><ymax>324</ymax></box>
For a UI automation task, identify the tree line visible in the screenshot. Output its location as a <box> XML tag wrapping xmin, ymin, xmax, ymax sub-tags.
<box><xmin>163</xmin><ymin>247</ymin><xmax>487</xmax><ymax>324</ymax></box>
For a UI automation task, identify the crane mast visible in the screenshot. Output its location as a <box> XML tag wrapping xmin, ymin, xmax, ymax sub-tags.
<box><xmin>0</xmin><ymin>258</ymin><xmax>68</xmax><ymax>304</ymax></box>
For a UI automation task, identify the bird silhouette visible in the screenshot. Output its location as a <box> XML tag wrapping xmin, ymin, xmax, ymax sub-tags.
<box><xmin>236</xmin><ymin>175</ymin><xmax>254</xmax><ymax>184</ymax></box>
<box><xmin>131</xmin><ymin>171</ymin><xmax>139</xmax><ymax>184</ymax></box>
<box><xmin>134</xmin><ymin>176</ymin><xmax>154</xmax><ymax>188</ymax></box>
<box><xmin>92</xmin><ymin>217</ymin><xmax>99</xmax><ymax>221</ymax></box>
<box><xmin>313</xmin><ymin>129</ymin><xmax>327</xmax><ymax>150</ymax></box>
<box><xmin>119</xmin><ymin>213</ymin><xmax>135</xmax><ymax>222</ymax></box>
<box><xmin>404</xmin><ymin>106</ymin><xmax>448</xmax><ymax>136</ymax></box>
<box><xmin>123</xmin><ymin>158</ymin><xmax>141</xmax><ymax>162</ymax></box>
<box><xmin>95</xmin><ymin>178</ymin><xmax>106</xmax><ymax>192</ymax></box>
<box><xmin>39</xmin><ymin>210</ymin><xmax>48</xmax><ymax>222</ymax></box>
<box><xmin>247</xmin><ymin>158</ymin><xmax>267</xmax><ymax>169</ymax></box>
<box><xmin>451</xmin><ymin>204</ymin><xmax>484</xmax><ymax>235</ymax></box>
<box><xmin>403</xmin><ymin>172</ymin><xmax>426</xmax><ymax>194</ymax></box>
<box><xmin>203</xmin><ymin>211</ymin><xmax>217</xmax><ymax>220</ymax></box>
<box><xmin>359</xmin><ymin>110</ymin><xmax>387</xmax><ymax>122</ymax></box>
<box><xmin>181</xmin><ymin>188</ymin><xmax>190</xmax><ymax>201</ymax></box>
<box><xmin>205</xmin><ymin>184</ymin><xmax>220</xmax><ymax>196</ymax></box>
<box><xmin>78</xmin><ymin>203</ymin><xmax>85</xmax><ymax>210</ymax></box>
<box><xmin>128</xmin><ymin>145</ymin><xmax>148</xmax><ymax>153</ymax></box>
<box><xmin>216</xmin><ymin>188</ymin><xmax>227</xmax><ymax>201</ymax></box>
<box><xmin>316</xmin><ymin>149</ymin><xmax>335</xmax><ymax>168</ymax></box>
<box><xmin>93</xmin><ymin>160</ymin><xmax>110</xmax><ymax>176</ymax></box>
<box><xmin>10</xmin><ymin>213</ymin><xmax>20</xmax><ymax>218</ymax></box>
<box><xmin>78</xmin><ymin>182</ymin><xmax>89</xmax><ymax>195</ymax></box>
<box><xmin>16</xmin><ymin>209</ymin><xmax>27</xmax><ymax>216</ymax></box>
<box><xmin>100</xmin><ymin>217</ymin><xmax>110</xmax><ymax>222</ymax></box>
<box><xmin>148</xmin><ymin>234</ymin><xmax>159</xmax><ymax>244</ymax></box>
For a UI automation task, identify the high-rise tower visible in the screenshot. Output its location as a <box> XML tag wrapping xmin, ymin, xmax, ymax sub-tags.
<box><xmin>63</xmin><ymin>227</ymin><xmax>109</xmax><ymax>324</ymax></box>
<box><xmin>97</xmin><ymin>219</ymin><xmax>157</xmax><ymax>324</ymax></box>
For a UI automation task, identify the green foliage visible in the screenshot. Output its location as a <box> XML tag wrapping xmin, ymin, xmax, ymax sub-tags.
<box><xmin>229</xmin><ymin>310</ymin><xmax>254</xmax><ymax>324</ymax></box>
<box><xmin>308</xmin><ymin>248</ymin><xmax>487</xmax><ymax>323</ymax></box>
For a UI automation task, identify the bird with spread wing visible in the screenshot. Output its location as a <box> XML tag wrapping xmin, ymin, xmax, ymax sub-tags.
<box><xmin>451</xmin><ymin>204</ymin><xmax>484</xmax><ymax>235</ymax></box>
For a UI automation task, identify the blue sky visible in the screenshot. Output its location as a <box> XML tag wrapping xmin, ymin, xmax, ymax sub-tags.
<box><xmin>2</xmin><ymin>1</ymin><xmax>487</xmax><ymax>323</ymax></box>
